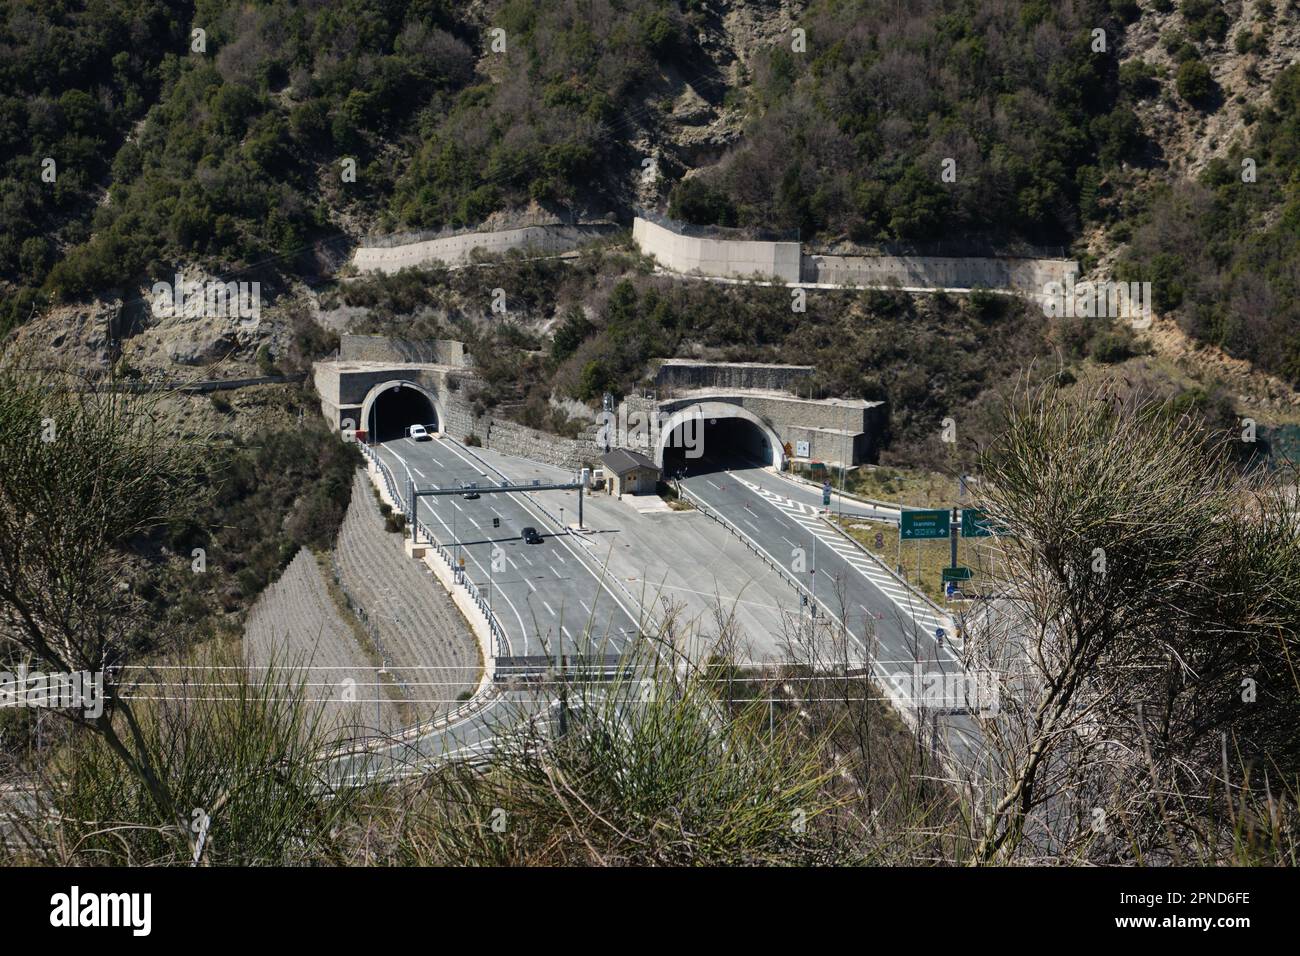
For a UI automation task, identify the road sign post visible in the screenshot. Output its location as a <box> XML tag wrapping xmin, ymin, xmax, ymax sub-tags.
<box><xmin>950</xmin><ymin>506</ymin><xmax>959</xmax><ymax>573</ymax></box>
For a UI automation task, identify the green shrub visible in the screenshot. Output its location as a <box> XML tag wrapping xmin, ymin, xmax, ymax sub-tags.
<box><xmin>1176</xmin><ymin>59</ymin><xmax>1214</xmax><ymax>103</ymax></box>
<box><xmin>1181</xmin><ymin>0</ymin><xmax>1231</xmax><ymax>42</ymax></box>
<box><xmin>1089</xmin><ymin>330</ymin><xmax>1139</xmax><ymax>364</ymax></box>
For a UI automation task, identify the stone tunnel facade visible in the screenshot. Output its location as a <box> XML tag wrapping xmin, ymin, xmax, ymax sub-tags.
<box><xmin>315</xmin><ymin>340</ymin><xmax>883</xmax><ymax>471</ymax></box>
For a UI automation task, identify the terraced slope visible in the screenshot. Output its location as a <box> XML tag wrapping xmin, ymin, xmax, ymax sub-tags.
<box><xmin>243</xmin><ymin>548</ymin><xmax>406</xmax><ymax>737</ymax></box>
<box><xmin>334</xmin><ymin>471</ymin><xmax>481</xmax><ymax>715</ymax></box>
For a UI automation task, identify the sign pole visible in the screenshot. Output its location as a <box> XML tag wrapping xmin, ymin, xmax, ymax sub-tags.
<box><xmin>950</xmin><ymin>506</ymin><xmax>959</xmax><ymax>571</ymax></box>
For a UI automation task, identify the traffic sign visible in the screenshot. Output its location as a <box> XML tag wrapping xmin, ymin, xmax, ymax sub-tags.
<box><xmin>900</xmin><ymin>508</ymin><xmax>950</xmax><ymax>540</ymax></box>
<box><xmin>961</xmin><ymin>508</ymin><xmax>996</xmax><ymax>537</ymax></box>
<box><xmin>942</xmin><ymin>566</ymin><xmax>974</xmax><ymax>581</ymax></box>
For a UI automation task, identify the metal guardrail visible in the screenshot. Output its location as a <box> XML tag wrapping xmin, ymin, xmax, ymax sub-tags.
<box><xmin>817</xmin><ymin>516</ymin><xmax>954</xmax><ymax>630</ymax></box>
<box><xmin>678</xmin><ymin>485</ymin><xmax>822</xmax><ymax>615</ymax></box>
<box><xmin>359</xmin><ymin>443</ymin><xmax>509</xmax><ymax>660</ymax></box>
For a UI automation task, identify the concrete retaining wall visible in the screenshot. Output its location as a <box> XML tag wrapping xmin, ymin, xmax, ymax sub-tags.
<box><xmin>633</xmin><ymin>216</ymin><xmax>1077</xmax><ymax>294</ymax></box>
<box><xmin>352</xmin><ymin>224</ymin><xmax>617</xmax><ymax>274</ymax></box>
<box><xmin>804</xmin><ymin>253</ymin><xmax>1076</xmax><ymax>293</ymax></box>
<box><xmin>655</xmin><ymin>359</ymin><xmax>813</xmax><ymax>393</ymax></box>
<box><xmin>632</xmin><ymin>217</ymin><xmax>801</xmax><ymax>283</ymax></box>
<box><xmin>340</xmin><ymin>335</ymin><xmax>471</xmax><ymax>367</ymax></box>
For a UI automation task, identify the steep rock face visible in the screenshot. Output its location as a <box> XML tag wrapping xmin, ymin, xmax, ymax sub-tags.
<box><xmin>10</xmin><ymin>270</ymin><xmax>276</xmax><ymax>380</ymax></box>
<box><xmin>1119</xmin><ymin>0</ymin><xmax>1300</xmax><ymax>179</ymax></box>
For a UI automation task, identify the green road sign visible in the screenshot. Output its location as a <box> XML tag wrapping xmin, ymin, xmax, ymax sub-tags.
<box><xmin>900</xmin><ymin>508</ymin><xmax>950</xmax><ymax>540</ymax></box>
<box><xmin>942</xmin><ymin>566</ymin><xmax>974</xmax><ymax>581</ymax></box>
<box><xmin>961</xmin><ymin>508</ymin><xmax>996</xmax><ymax>537</ymax></box>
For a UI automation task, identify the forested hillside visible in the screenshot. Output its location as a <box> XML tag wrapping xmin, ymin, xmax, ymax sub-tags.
<box><xmin>2</xmin><ymin>0</ymin><xmax>1299</xmax><ymax>394</ymax></box>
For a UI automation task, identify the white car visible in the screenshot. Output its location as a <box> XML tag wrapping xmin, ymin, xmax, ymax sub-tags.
<box><xmin>408</xmin><ymin>424</ymin><xmax>431</xmax><ymax>441</ymax></box>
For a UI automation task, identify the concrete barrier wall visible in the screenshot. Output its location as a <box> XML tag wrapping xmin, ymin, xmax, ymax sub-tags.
<box><xmin>633</xmin><ymin>217</ymin><xmax>801</xmax><ymax>283</ymax></box>
<box><xmin>340</xmin><ymin>334</ymin><xmax>470</xmax><ymax>367</ymax></box>
<box><xmin>805</xmin><ymin>254</ymin><xmax>1076</xmax><ymax>293</ymax></box>
<box><xmin>632</xmin><ymin>216</ymin><xmax>1076</xmax><ymax>293</ymax></box>
<box><xmin>352</xmin><ymin>224</ymin><xmax>616</xmax><ymax>274</ymax></box>
<box><xmin>655</xmin><ymin>359</ymin><xmax>813</xmax><ymax>394</ymax></box>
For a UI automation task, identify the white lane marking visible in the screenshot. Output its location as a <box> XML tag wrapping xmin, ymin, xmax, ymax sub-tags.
<box><xmin>442</xmin><ymin>439</ymin><xmax>644</xmax><ymax>646</ymax></box>
<box><xmin>706</xmin><ymin>479</ymin><xmax>721</xmax><ymax>490</ymax></box>
<box><xmin>710</xmin><ymin>471</ymin><xmax>951</xmax><ymax>641</ymax></box>
<box><xmin>437</xmin><ymin>439</ymin><xmax>492</xmax><ymax>478</ymax></box>
<box><xmin>413</xmin><ymin>475</ymin><xmax>526</xmax><ymax>654</ymax></box>
<box><xmin>542</xmin><ymin>600</ymin><xmax>556</xmax><ymax>617</ymax></box>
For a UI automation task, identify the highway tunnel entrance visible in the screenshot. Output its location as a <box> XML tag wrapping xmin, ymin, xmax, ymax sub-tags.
<box><xmin>661</xmin><ymin>409</ymin><xmax>779</xmax><ymax>477</ymax></box>
<box><xmin>366</xmin><ymin>382</ymin><xmax>438</xmax><ymax>441</ymax></box>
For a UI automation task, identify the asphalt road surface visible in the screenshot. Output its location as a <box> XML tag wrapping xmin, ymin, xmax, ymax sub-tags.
<box><xmin>373</xmin><ymin>436</ymin><xmax>643</xmax><ymax>661</ymax></box>
<box><xmin>679</xmin><ymin>451</ymin><xmax>985</xmax><ymax>764</ymax></box>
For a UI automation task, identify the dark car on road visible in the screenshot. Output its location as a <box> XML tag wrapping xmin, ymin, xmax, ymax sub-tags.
<box><xmin>462</xmin><ymin>483</ymin><xmax>480</xmax><ymax>500</ymax></box>
<box><xmin>521</xmin><ymin>526</ymin><xmax>543</xmax><ymax>544</ymax></box>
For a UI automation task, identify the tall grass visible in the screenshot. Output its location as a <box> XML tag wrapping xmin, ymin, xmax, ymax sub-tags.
<box><xmin>366</xmin><ymin>655</ymin><xmax>849</xmax><ymax>866</ymax></box>
<box><xmin>6</xmin><ymin>647</ymin><xmax>358</xmax><ymax>866</ymax></box>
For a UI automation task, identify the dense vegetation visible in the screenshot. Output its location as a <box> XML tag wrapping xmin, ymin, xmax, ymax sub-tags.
<box><xmin>388</xmin><ymin>0</ymin><xmax>687</xmax><ymax>228</ymax></box>
<box><xmin>1</xmin><ymin>0</ymin><xmax>1294</xmax><ymax>394</ymax></box>
<box><xmin>1122</xmin><ymin>62</ymin><xmax>1300</xmax><ymax>385</ymax></box>
<box><xmin>669</xmin><ymin>0</ymin><xmax>1137</xmax><ymax>248</ymax></box>
<box><xmin>0</xmin><ymin>0</ymin><xmax>191</xmax><ymax>332</ymax></box>
<box><xmin>0</xmin><ymin>0</ymin><xmax>690</xmax><ymax>335</ymax></box>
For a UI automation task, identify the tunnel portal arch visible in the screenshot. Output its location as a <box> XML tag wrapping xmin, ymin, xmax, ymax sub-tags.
<box><xmin>655</xmin><ymin>400</ymin><xmax>786</xmax><ymax>471</ymax></box>
<box><xmin>360</xmin><ymin>380</ymin><xmax>444</xmax><ymax>442</ymax></box>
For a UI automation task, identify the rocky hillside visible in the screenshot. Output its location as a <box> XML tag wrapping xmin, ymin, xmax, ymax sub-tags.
<box><xmin>2</xmin><ymin>0</ymin><xmax>1298</xmax><ymax>445</ymax></box>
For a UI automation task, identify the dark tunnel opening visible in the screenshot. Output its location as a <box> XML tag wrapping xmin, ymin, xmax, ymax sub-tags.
<box><xmin>663</xmin><ymin>415</ymin><xmax>773</xmax><ymax>477</ymax></box>
<box><xmin>368</xmin><ymin>384</ymin><xmax>437</xmax><ymax>442</ymax></box>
